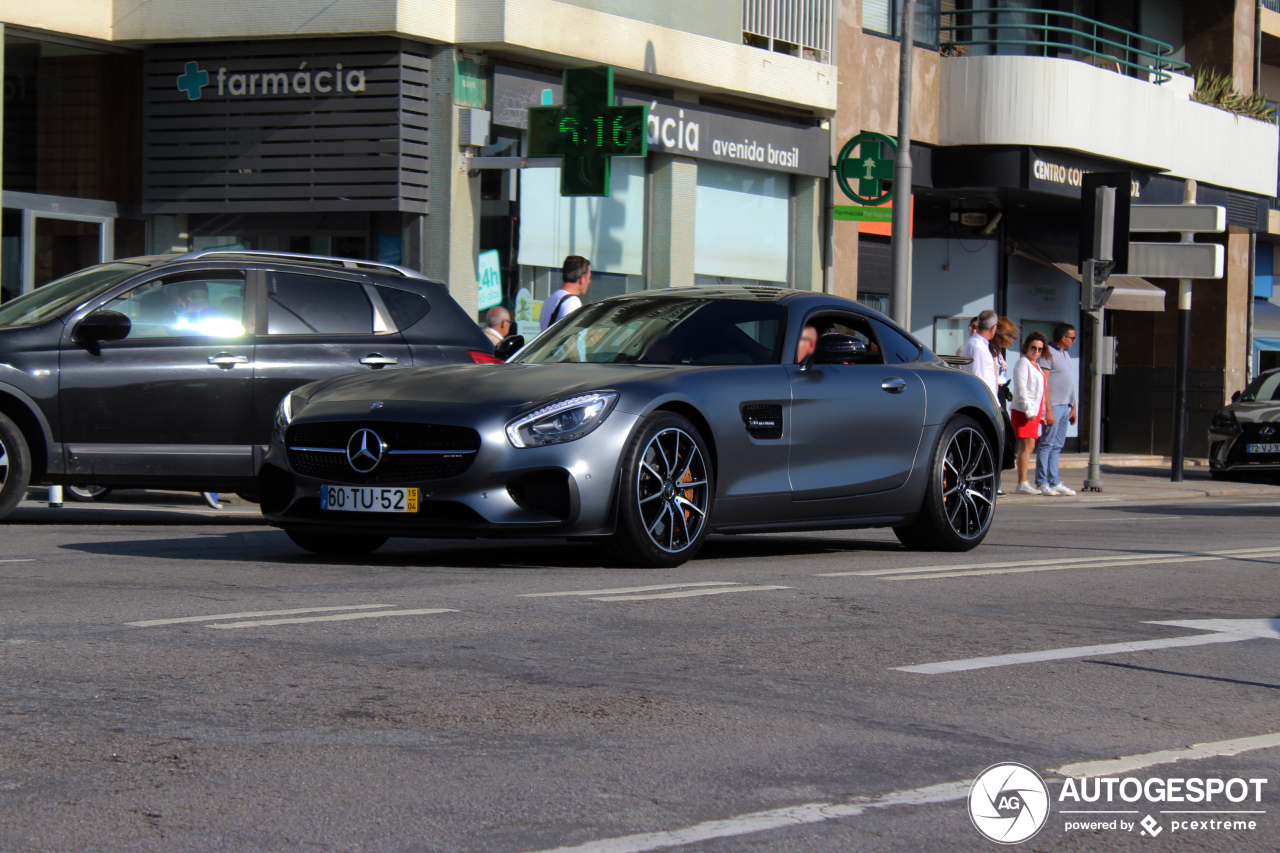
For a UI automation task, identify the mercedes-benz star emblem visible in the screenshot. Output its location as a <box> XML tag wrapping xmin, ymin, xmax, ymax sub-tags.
<box><xmin>346</xmin><ymin>428</ymin><xmax>385</xmax><ymax>473</ymax></box>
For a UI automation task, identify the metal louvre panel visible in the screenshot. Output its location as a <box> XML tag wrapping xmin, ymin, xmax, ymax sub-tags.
<box><xmin>143</xmin><ymin>38</ymin><xmax>429</xmax><ymax>214</ymax></box>
<box><xmin>743</xmin><ymin>0</ymin><xmax>835</xmax><ymax>58</ymax></box>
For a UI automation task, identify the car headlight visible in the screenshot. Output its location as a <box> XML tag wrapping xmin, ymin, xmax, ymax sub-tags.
<box><xmin>506</xmin><ymin>392</ymin><xmax>619</xmax><ymax>448</ymax></box>
<box><xmin>273</xmin><ymin>392</ymin><xmax>301</xmax><ymax>444</ymax></box>
<box><xmin>1209</xmin><ymin>409</ymin><xmax>1240</xmax><ymax>434</ymax></box>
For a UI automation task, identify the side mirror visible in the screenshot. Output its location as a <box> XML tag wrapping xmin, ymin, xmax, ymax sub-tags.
<box><xmin>494</xmin><ymin>334</ymin><xmax>525</xmax><ymax>361</ymax></box>
<box><xmin>813</xmin><ymin>333</ymin><xmax>868</xmax><ymax>365</ymax></box>
<box><xmin>1231</xmin><ymin>390</ymin><xmax>1242</xmax><ymax>403</ymax></box>
<box><xmin>73</xmin><ymin>310</ymin><xmax>131</xmax><ymax>353</ymax></box>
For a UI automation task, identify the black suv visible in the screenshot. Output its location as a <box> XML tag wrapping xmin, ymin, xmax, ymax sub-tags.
<box><xmin>0</xmin><ymin>251</ymin><xmax>498</xmax><ymax>518</ymax></box>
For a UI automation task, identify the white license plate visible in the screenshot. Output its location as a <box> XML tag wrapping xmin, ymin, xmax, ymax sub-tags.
<box><xmin>1246</xmin><ymin>443</ymin><xmax>1280</xmax><ymax>454</ymax></box>
<box><xmin>321</xmin><ymin>485</ymin><xmax>418</xmax><ymax>513</ymax></box>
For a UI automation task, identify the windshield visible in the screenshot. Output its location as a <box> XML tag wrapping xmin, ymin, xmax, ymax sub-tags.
<box><xmin>513</xmin><ymin>297</ymin><xmax>786</xmax><ymax>365</ymax></box>
<box><xmin>1240</xmin><ymin>372</ymin><xmax>1280</xmax><ymax>403</ymax></box>
<box><xmin>0</xmin><ymin>263</ymin><xmax>145</xmax><ymax>327</ymax></box>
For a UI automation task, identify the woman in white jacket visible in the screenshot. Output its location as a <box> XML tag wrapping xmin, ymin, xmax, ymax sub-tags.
<box><xmin>1011</xmin><ymin>332</ymin><xmax>1055</xmax><ymax>495</ymax></box>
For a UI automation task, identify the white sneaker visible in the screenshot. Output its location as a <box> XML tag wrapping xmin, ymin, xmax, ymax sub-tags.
<box><xmin>1038</xmin><ymin>484</ymin><xmax>1056</xmax><ymax>496</ymax></box>
<box><xmin>1051</xmin><ymin>483</ymin><xmax>1077</xmax><ymax>496</ymax></box>
<box><xmin>1015</xmin><ymin>482</ymin><xmax>1038</xmax><ymax>495</ymax></box>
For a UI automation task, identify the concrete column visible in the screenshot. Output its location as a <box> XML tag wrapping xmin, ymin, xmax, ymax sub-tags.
<box><xmin>423</xmin><ymin>45</ymin><xmax>480</xmax><ymax>316</ymax></box>
<box><xmin>793</xmin><ymin>175</ymin><xmax>824</xmax><ymax>291</ymax></box>
<box><xmin>648</xmin><ymin>153</ymin><xmax>697</xmax><ymax>288</ymax></box>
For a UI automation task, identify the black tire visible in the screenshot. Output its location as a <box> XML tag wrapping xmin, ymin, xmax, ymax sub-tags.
<box><xmin>895</xmin><ymin>415</ymin><xmax>997</xmax><ymax>552</ymax></box>
<box><xmin>285</xmin><ymin>529</ymin><xmax>388</xmax><ymax>556</ymax></box>
<box><xmin>0</xmin><ymin>412</ymin><xmax>33</xmax><ymax>521</ymax></box>
<box><xmin>598</xmin><ymin>412</ymin><xmax>714</xmax><ymax>568</ymax></box>
<box><xmin>67</xmin><ymin>485</ymin><xmax>114</xmax><ymax>502</ymax></box>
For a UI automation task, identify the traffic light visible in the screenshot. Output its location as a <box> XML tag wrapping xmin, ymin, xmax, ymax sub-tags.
<box><xmin>1079</xmin><ymin>172</ymin><xmax>1131</xmax><ymax>273</ymax></box>
<box><xmin>1081</xmin><ymin>258</ymin><xmax>1114</xmax><ymax>312</ymax></box>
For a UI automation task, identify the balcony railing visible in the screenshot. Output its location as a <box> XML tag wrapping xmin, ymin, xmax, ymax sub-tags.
<box><xmin>941</xmin><ymin>7</ymin><xmax>1189</xmax><ymax>84</ymax></box>
<box><xmin>743</xmin><ymin>0</ymin><xmax>835</xmax><ymax>62</ymax></box>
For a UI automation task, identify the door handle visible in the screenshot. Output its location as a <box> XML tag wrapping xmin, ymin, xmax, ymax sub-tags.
<box><xmin>360</xmin><ymin>354</ymin><xmax>399</xmax><ymax>368</ymax></box>
<box><xmin>207</xmin><ymin>353</ymin><xmax>248</xmax><ymax>369</ymax></box>
<box><xmin>881</xmin><ymin>377</ymin><xmax>907</xmax><ymax>393</ymax></box>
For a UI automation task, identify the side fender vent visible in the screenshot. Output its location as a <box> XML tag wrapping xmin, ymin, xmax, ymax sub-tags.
<box><xmin>741</xmin><ymin>403</ymin><xmax>783</xmax><ymax>440</ymax></box>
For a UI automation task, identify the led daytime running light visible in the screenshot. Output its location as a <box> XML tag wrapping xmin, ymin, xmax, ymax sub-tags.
<box><xmin>506</xmin><ymin>392</ymin><xmax>618</xmax><ymax>448</ymax></box>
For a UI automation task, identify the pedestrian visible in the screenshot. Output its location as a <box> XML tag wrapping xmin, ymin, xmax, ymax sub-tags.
<box><xmin>956</xmin><ymin>317</ymin><xmax>978</xmax><ymax>356</ymax></box>
<box><xmin>482</xmin><ymin>305</ymin><xmax>512</xmax><ymax>349</ymax></box>
<box><xmin>1035</xmin><ymin>322</ymin><xmax>1079</xmax><ymax>496</ymax></box>
<box><xmin>1011</xmin><ymin>332</ymin><xmax>1053</xmax><ymax>495</ymax></box>
<box><xmin>957</xmin><ymin>310</ymin><xmax>999</xmax><ymax>399</ymax></box>
<box><xmin>990</xmin><ymin>317</ymin><xmax>1019</xmax><ymax>496</ymax></box>
<box><xmin>540</xmin><ymin>255</ymin><xmax>592</xmax><ymax>332</ymax></box>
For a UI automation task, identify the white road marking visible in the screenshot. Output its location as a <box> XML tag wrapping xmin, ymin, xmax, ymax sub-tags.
<box><xmin>0</xmin><ymin>559</ymin><xmax>35</xmax><ymax>563</ymax></box>
<box><xmin>1057</xmin><ymin>731</ymin><xmax>1280</xmax><ymax>778</ymax></box>
<box><xmin>822</xmin><ymin>545</ymin><xmax>1280</xmax><ymax>579</ymax></box>
<box><xmin>522</xmin><ymin>582</ymin><xmax>738</xmax><ymax>598</ymax></box>
<box><xmin>523</xmin><ymin>732</ymin><xmax>1280</xmax><ymax>853</ymax></box>
<box><xmin>208</xmin><ymin>608</ymin><xmax>457</xmax><ymax>628</ymax></box>
<box><xmin>894</xmin><ymin>618</ymin><xmax>1280</xmax><ymax>674</ymax></box>
<box><xmin>128</xmin><ymin>604</ymin><xmax>393</xmax><ymax>627</ymax></box>
<box><xmin>592</xmin><ymin>586</ymin><xmax>791</xmax><ymax>602</ymax></box>
<box><xmin>887</xmin><ymin>551</ymin><xmax>1280</xmax><ymax>581</ymax></box>
<box><xmin>522</xmin><ymin>781</ymin><xmax>971</xmax><ymax>853</ymax></box>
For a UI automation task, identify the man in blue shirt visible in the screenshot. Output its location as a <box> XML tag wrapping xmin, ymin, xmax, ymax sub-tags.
<box><xmin>1035</xmin><ymin>323</ymin><xmax>1079</xmax><ymax>495</ymax></box>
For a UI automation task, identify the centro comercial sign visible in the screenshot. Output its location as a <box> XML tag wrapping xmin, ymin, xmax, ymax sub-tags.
<box><xmin>175</xmin><ymin>59</ymin><xmax>368</xmax><ymax>100</ymax></box>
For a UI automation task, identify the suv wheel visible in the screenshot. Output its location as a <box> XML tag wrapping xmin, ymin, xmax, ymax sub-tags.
<box><xmin>68</xmin><ymin>485</ymin><xmax>114</xmax><ymax>502</ymax></box>
<box><xmin>0</xmin><ymin>413</ymin><xmax>33</xmax><ymax>520</ymax></box>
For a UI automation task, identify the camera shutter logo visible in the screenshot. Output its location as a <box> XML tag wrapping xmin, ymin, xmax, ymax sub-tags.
<box><xmin>346</xmin><ymin>429</ymin><xmax>385</xmax><ymax>473</ymax></box>
<box><xmin>968</xmin><ymin>763</ymin><xmax>1050</xmax><ymax>844</ymax></box>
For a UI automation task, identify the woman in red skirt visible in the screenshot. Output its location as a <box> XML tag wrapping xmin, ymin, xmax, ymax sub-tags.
<box><xmin>1011</xmin><ymin>332</ymin><xmax>1055</xmax><ymax>494</ymax></box>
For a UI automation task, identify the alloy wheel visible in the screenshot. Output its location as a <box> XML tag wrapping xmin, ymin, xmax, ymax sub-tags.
<box><xmin>0</xmin><ymin>435</ymin><xmax>8</xmax><ymax>492</ymax></box>
<box><xmin>635</xmin><ymin>427</ymin><xmax>710</xmax><ymax>553</ymax></box>
<box><xmin>940</xmin><ymin>425</ymin><xmax>996</xmax><ymax>540</ymax></box>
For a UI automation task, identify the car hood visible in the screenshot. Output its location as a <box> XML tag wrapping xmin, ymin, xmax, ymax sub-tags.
<box><xmin>1227</xmin><ymin>401</ymin><xmax>1280</xmax><ymax>423</ymax></box>
<box><xmin>304</xmin><ymin>362</ymin><xmax>683</xmax><ymax>411</ymax></box>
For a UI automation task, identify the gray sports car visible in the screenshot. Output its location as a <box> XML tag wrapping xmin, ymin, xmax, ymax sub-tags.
<box><xmin>260</xmin><ymin>287</ymin><xmax>1005</xmax><ymax>567</ymax></box>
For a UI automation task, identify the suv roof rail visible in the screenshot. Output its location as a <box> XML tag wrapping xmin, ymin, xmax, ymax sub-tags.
<box><xmin>173</xmin><ymin>250</ymin><xmax>427</xmax><ymax>279</ymax></box>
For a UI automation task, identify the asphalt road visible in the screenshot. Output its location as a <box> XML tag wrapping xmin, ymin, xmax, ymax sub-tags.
<box><xmin>1</xmin><ymin>486</ymin><xmax>1278</xmax><ymax>852</ymax></box>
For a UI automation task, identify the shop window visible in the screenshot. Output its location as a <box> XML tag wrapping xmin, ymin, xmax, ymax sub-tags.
<box><xmin>694</xmin><ymin>162</ymin><xmax>790</xmax><ymax>285</ymax></box>
<box><xmin>2</xmin><ymin>34</ymin><xmax>142</xmax><ymax>203</ymax></box>
<box><xmin>115</xmin><ymin>219</ymin><xmax>147</xmax><ymax>261</ymax></box>
<box><xmin>1</xmin><ymin>211</ymin><xmax>20</xmax><ymax>304</ymax></box>
<box><xmin>267</xmin><ymin>273</ymin><xmax>373</xmax><ymax>335</ymax></box>
<box><xmin>864</xmin><ymin>0</ymin><xmax>941</xmax><ymax>47</ymax></box>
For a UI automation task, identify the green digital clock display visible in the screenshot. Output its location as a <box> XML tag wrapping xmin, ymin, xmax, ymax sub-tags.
<box><xmin>526</xmin><ymin>66</ymin><xmax>648</xmax><ymax>196</ymax></box>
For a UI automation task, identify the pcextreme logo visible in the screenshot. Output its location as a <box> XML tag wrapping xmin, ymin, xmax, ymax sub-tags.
<box><xmin>176</xmin><ymin>60</ymin><xmax>368</xmax><ymax>101</ymax></box>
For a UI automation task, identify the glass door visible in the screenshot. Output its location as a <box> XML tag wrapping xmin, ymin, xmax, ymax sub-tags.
<box><xmin>35</xmin><ymin>217</ymin><xmax>107</xmax><ymax>288</ymax></box>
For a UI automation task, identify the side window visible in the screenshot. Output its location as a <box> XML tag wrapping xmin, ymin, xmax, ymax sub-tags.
<box><xmin>869</xmin><ymin>317</ymin><xmax>922</xmax><ymax>364</ymax></box>
<box><xmin>808</xmin><ymin>313</ymin><xmax>884</xmax><ymax>364</ymax></box>
<box><xmin>103</xmin><ymin>270</ymin><xmax>247</xmax><ymax>340</ymax></box>
<box><xmin>373</xmin><ymin>285</ymin><xmax>431</xmax><ymax>330</ymax></box>
<box><xmin>267</xmin><ymin>273</ymin><xmax>373</xmax><ymax>335</ymax></box>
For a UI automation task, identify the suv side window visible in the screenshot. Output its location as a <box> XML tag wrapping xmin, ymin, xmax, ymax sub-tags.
<box><xmin>267</xmin><ymin>272</ymin><xmax>373</xmax><ymax>335</ymax></box>
<box><xmin>103</xmin><ymin>270</ymin><xmax>247</xmax><ymax>339</ymax></box>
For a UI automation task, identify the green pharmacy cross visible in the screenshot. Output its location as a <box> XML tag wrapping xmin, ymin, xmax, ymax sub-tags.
<box><xmin>835</xmin><ymin>131</ymin><xmax>897</xmax><ymax>206</ymax></box>
<box><xmin>527</xmin><ymin>66</ymin><xmax>648</xmax><ymax>196</ymax></box>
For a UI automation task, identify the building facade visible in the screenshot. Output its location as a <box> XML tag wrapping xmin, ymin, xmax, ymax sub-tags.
<box><xmin>0</xmin><ymin>0</ymin><xmax>836</xmax><ymax>326</ymax></box>
<box><xmin>835</xmin><ymin>0</ymin><xmax>1279</xmax><ymax>456</ymax></box>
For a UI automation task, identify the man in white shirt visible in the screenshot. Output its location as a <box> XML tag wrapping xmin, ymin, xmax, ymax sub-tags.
<box><xmin>539</xmin><ymin>255</ymin><xmax>592</xmax><ymax>332</ymax></box>
<box><xmin>957</xmin><ymin>310</ymin><xmax>999</xmax><ymax>398</ymax></box>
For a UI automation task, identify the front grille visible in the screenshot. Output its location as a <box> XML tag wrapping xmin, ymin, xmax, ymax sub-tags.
<box><xmin>1228</xmin><ymin>423</ymin><xmax>1280</xmax><ymax>464</ymax></box>
<box><xmin>741</xmin><ymin>403</ymin><xmax>783</xmax><ymax>440</ymax></box>
<box><xmin>286</xmin><ymin>420</ymin><xmax>480</xmax><ymax>484</ymax></box>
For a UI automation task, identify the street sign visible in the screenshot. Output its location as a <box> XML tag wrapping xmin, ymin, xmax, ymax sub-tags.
<box><xmin>526</xmin><ymin>66</ymin><xmax>647</xmax><ymax>196</ymax></box>
<box><xmin>1129</xmin><ymin>204</ymin><xmax>1227</xmax><ymax>233</ymax></box>
<box><xmin>476</xmin><ymin>250</ymin><xmax>502</xmax><ymax>311</ymax></box>
<box><xmin>833</xmin><ymin>205</ymin><xmax>893</xmax><ymax>222</ymax></box>
<box><xmin>1127</xmin><ymin>242</ymin><xmax>1225</xmax><ymax>279</ymax></box>
<box><xmin>834</xmin><ymin>131</ymin><xmax>896</xmax><ymax>206</ymax></box>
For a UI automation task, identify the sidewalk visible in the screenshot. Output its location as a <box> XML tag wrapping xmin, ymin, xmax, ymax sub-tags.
<box><xmin>1002</xmin><ymin>453</ymin><xmax>1280</xmax><ymax>503</ymax></box>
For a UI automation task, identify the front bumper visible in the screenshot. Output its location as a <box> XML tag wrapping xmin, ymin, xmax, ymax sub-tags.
<box><xmin>1208</xmin><ymin>429</ymin><xmax>1280</xmax><ymax>473</ymax></box>
<box><xmin>261</xmin><ymin>400</ymin><xmax>640</xmax><ymax>538</ymax></box>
